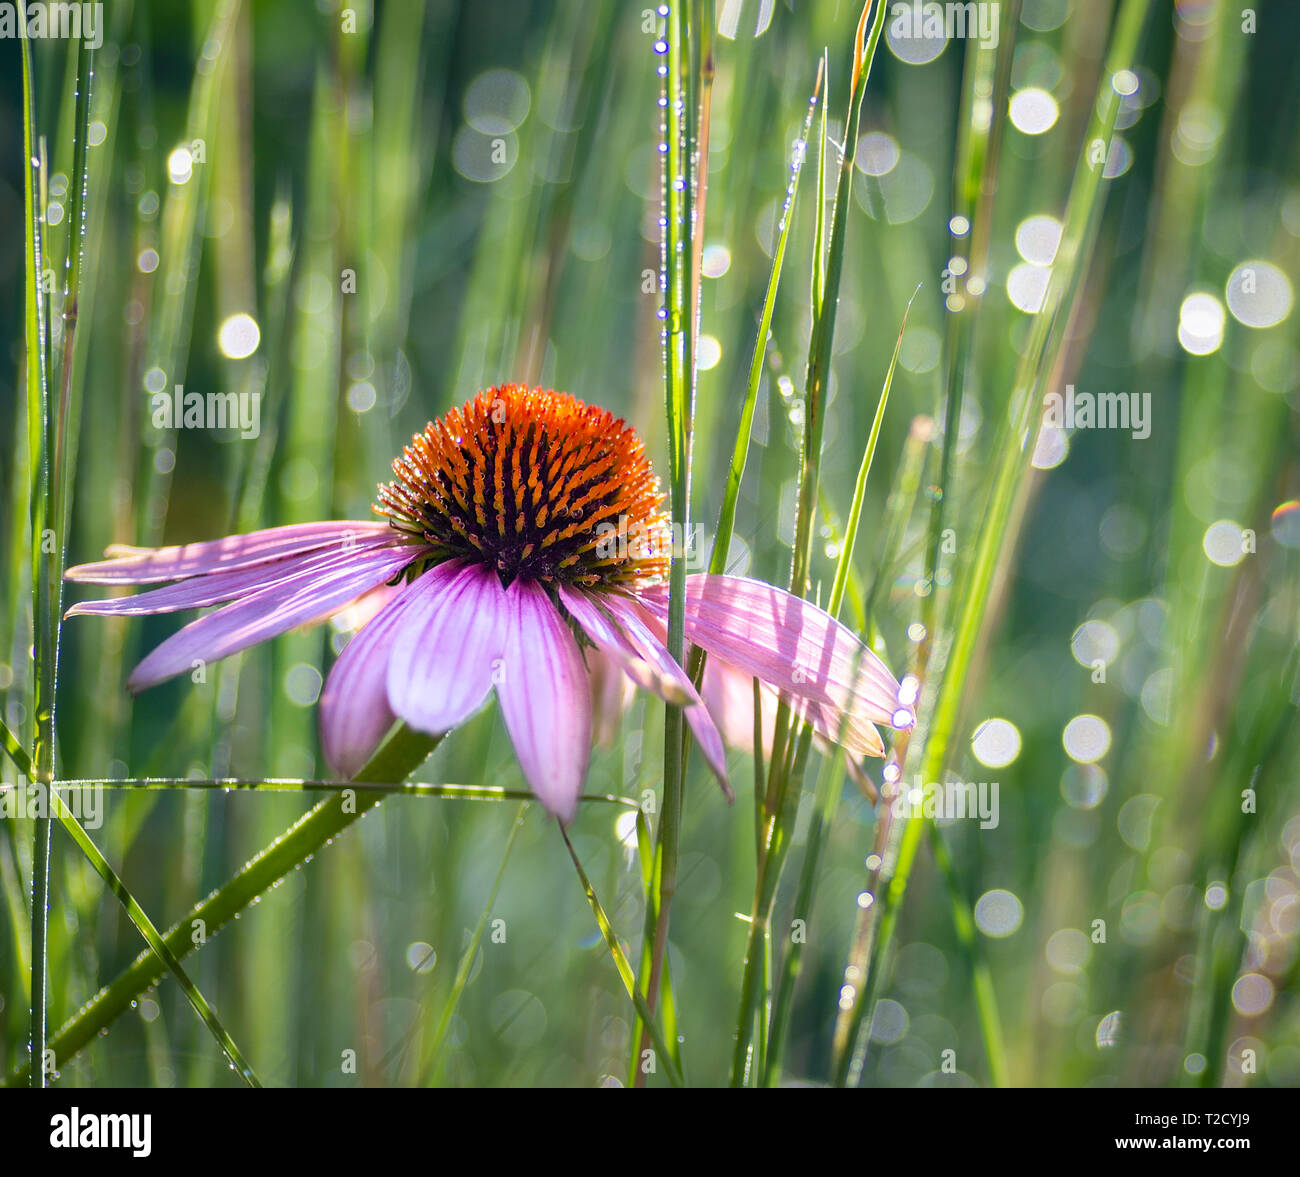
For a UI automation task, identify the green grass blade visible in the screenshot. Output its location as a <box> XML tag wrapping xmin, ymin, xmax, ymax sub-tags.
<box><xmin>831</xmin><ymin>0</ymin><xmax>1156</xmax><ymax>1086</ymax></box>
<box><xmin>421</xmin><ymin>802</ymin><xmax>529</xmax><ymax>1083</ymax></box>
<box><xmin>562</xmin><ymin>827</ymin><xmax>683</xmax><ymax>1088</ymax></box>
<box><xmin>51</xmin><ymin>793</ymin><xmax>261</xmax><ymax>1086</ymax></box>
<box><xmin>763</xmin><ymin>290</ymin><xmax>913</xmax><ymax>1084</ymax></box>
<box><xmin>19</xmin><ymin>0</ymin><xmax>55</xmax><ymax>1090</ymax></box>
<box><xmin>3</xmin><ymin>723</ymin><xmax>438</xmax><ymax>1086</ymax></box>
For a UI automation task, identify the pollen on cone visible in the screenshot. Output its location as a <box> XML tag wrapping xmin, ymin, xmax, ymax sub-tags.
<box><xmin>376</xmin><ymin>385</ymin><xmax>671</xmax><ymax>589</ymax></box>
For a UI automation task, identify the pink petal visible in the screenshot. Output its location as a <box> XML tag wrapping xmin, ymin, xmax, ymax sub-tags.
<box><xmin>599</xmin><ymin>594</ymin><xmax>731</xmax><ymax>794</ymax></box>
<box><xmin>702</xmin><ymin>656</ymin><xmax>885</xmax><ymax>759</ymax></box>
<box><xmin>701</xmin><ymin>656</ymin><xmax>778</xmax><ymax>753</ymax></box>
<box><xmin>385</xmin><ymin>561</ymin><xmax>508</xmax><ymax>736</ymax></box>
<box><xmin>558</xmin><ymin>586</ymin><xmax>689</xmax><ymax>704</ymax></box>
<box><xmin>319</xmin><ymin>573</ymin><xmax>442</xmax><ymax>779</ymax></box>
<box><xmin>585</xmin><ymin>646</ymin><xmax>636</xmax><ymax>748</ymax></box>
<box><xmin>66</xmin><ymin>520</ymin><xmax>395</xmax><ymax>584</ymax></box>
<box><xmin>640</xmin><ymin>574</ymin><xmax>909</xmax><ymax>731</ymax></box>
<box><xmin>498</xmin><ymin>579</ymin><xmax>591</xmax><ymax>824</ymax></box>
<box><xmin>66</xmin><ymin>534</ymin><xmax>402</xmax><ymax>616</ymax></box>
<box><xmin>126</xmin><ymin>544</ymin><xmax>416</xmax><ymax>691</ymax></box>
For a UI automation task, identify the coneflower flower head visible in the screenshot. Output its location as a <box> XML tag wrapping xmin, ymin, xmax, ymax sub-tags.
<box><xmin>66</xmin><ymin>384</ymin><xmax>914</xmax><ymax>823</ymax></box>
<box><xmin>377</xmin><ymin>386</ymin><xmax>670</xmax><ymax>590</ymax></box>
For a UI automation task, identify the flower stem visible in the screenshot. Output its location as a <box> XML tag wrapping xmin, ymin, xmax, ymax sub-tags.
<box><xmin>3</xmin><ymin>724</ymin><xmax>438</xmax><ymax>1086</ymax></box>
<box><xmin>633</xmin><ymin>0</ymin><xmax>705</xmax><ymax>1086</ymax></box>
<box><xmin>19</xmin><ymin>0</ymin><xmax>54</xmax><ymax>1088</ymax></box>
<box><xmin>729</xmin><ymin>0</ymin><xmax>888</xmax><ymax>1088</ymax></box>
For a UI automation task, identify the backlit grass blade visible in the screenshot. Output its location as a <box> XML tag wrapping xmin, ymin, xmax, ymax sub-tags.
<box><xmin>763</xmin><ymin>289</ymin><xmax>914</xmax><ymax>1084</ymax></box>
<box><xmin>19</xmin><ymin>0</ymin><xmax>55</xmax><ymax>1090</ymax></box>
<box><xmin>52</xmin><ymin>791</ymin><xmax>261</xmax><ymax>1087</ymax></box>
<box><xmin>831</xmin><ymin>0</ymin><xmax>1156</xmax><ymax>1086</ymax></box>
<box><xmin>729</xmin><ymin>0</ymin><xmax>890</xmax><ymax>1088</ymax></box>
<box><xmin>3</xmin><ymin>723</ymin><xmax>438</xmax><ymax>1086</ymax></box>
<box><xmin>421</xmin><ymin>802</ymin><xmax>529</xmax><ymax>1083</ymax></box>
<box><xmin>562</xmin><ymin>827</ymin><xmax>683</xmax><ymax>1088</ymax></box>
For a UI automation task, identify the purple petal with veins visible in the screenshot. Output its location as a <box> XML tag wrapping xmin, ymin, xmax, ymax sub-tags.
<box><xmin>67</xmin><ymin>534</ymin><xmax>406</xmax><ymax>616</ymax></box>
<box><xmin>558</xmin><ymin>585</ymin><xmax>688</xmax><ymax>704</ymax></box>
<box><xmin>320</xmin><ymin>571</ymin><xmax>443</xmax><ymax>779</ymax></box>
<box><xmin>599</xmin><ymin>593</ymin><xmax>732</xmax><ymax>795</ymax></box>
<box><xmin>126</xmin><ymin>543</ymin><xmax>415</xmax><ymax>691</ymax></box>
<box><xmin>67</xmin><ymin>520</ymin><xmax>396</xmax><ymax>584</ymax></box>
<box><xmin>386</xmin><ymin>560</ymin><xmax>508</xmax><ymax>735</ymax></box>
<box><xmin>639</xmin><ymin>574</ymin><xmax>908</xmax><ymax>729</ymax></box>
<box><xmin>498</xmin><ymin>578</ymin><xmax>591</xmax><ymax>824</ymax></box>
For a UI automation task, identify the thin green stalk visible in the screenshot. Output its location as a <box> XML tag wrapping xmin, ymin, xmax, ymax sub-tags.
<box><xmin>729</xmin><ymin>0</ymin><xmax>889</xmax><ymax>1088</ymax></box>
<box><xmin>19</xmin><ymin>0</ymin><xmax>54</xmax><ymax>1089</ymax></box>
<box><xmin>4</xmin><ymin>724</ymin><xmax>438</xmax><ymax>1086</ymax></box>
<box><xmin>832</xmin><ymin>0</ymin><xmax>1154</xmax><ymax>1086</ymax></box>
<box><xmin>4</xmin><ymin>777</ymin><xmax>640</xmax><ymax>806</ymax></box>
<box><xmin>634</xmin><ymin>0</ymin><xmax>701</xmax><ymax>1086</ymax></box>
<box><xmin>562</xmin><ymin>828</ymin><xmax>683</xmax><ymax>1088</ymax></box>
<box><xmin>763</xmin><ymin>291</ymin><xmax>913</xmax><ymax>1084</ymax></box>
<box><xmin>422</xmin><ymin>802</ymin><xmax>529</xmax><ymax>1082</ymax></box>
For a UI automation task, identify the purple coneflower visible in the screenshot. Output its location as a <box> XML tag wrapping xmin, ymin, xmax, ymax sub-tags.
<box><xmin>66</xmin><ymin>384</ymin><xmax>914</xmax><ymax>822</ymax></box>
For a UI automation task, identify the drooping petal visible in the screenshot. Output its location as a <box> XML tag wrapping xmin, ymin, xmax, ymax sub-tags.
<box><xmin>319</xmin><ymin>575</ymin><xmax>433</xmax><ymax>779</ymax></box>
<box><xmin>585</xmin><ymin>645</ymin><xmax>636</xmax><ymax>748</ymax></box>
<box><xmin>599</xmin><ymin>594</ymin><xmax>731</xmax><ymax>793</ymax></box>
<box><xmin>66</xmin><ymin>534</ymin><xmax>402</xmax><ymax>616</ymax></box>
<box><xmin>796</xmin><ymin>694</ymin><xmax>886</xmax><ymax>758</ymax></box>
<box><xmin>700</xmin><ymin>655</ymin><xmax>769</xmax><ymax>752</ymax></box>
<box><xmin>558</xmin><ymin>585</ymin><xmax>689</xmax><ymax>704</ymax></box>
<box><xmin>386</xmin><ymin>560</ymin><xmax>508</xmax><ymax>736</ymax></box>
<box><xmin>66</xmin><ymin>520</ymin><xmax>395</xmax><ymax>584</ymax></box>
<box><xmin>498</xmin><ymin>578</ymin><xmax>591</xmax><ymax>824</ymax></box>
<box><xmin>702</xmin><ymin>655</ymin><xmax>886</xmax><ymax>759</ymax></box>
<box><xmin>126</xmin><ymin>543</ymin><xmax>416</xmax><ymax>691</ymax></box>
<box><xmin>639</xmin><ymin>574</ymin><xmax>909</xmax><ymax>730</ymax></box>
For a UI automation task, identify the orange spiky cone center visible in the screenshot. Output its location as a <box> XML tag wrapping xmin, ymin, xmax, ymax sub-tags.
<box><xmin>376</xmin><ymin>384</ymin><xmax>671</xmax><ymax>589</ymax></box>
